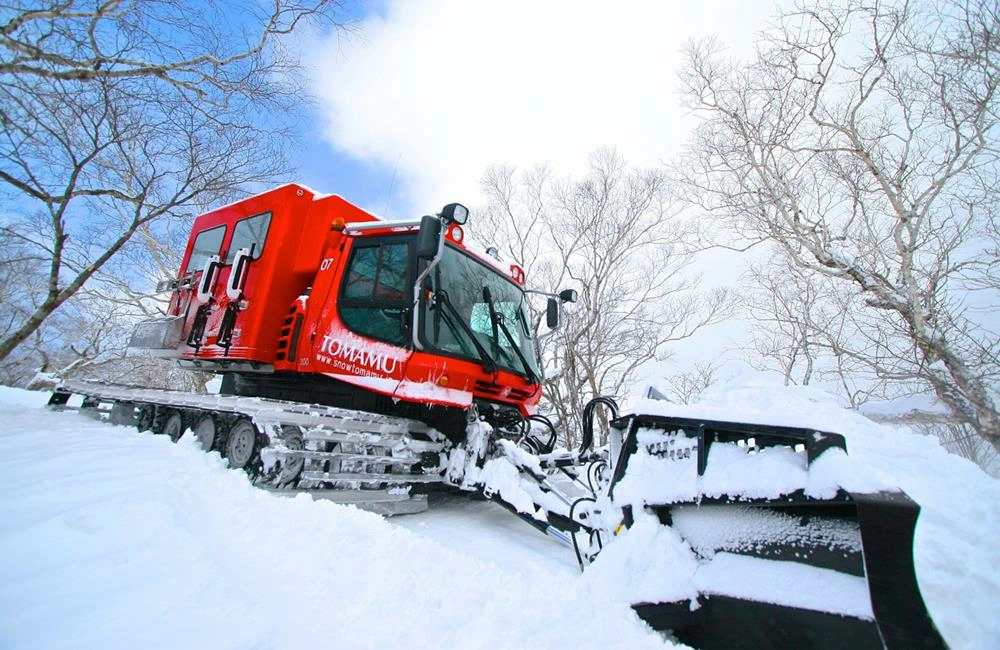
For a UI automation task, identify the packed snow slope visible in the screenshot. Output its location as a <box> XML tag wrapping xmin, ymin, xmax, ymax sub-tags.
<box><xmin>0</xmin><ymin>375</ymin><xmax>998</xmax><ymax>649</ymax></box>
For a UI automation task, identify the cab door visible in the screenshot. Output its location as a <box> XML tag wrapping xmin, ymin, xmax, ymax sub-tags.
<box><xmin>171</xmin><ymin>222</ymin><xmax>228</xmax><ymax>351</ymax></box>
<box><xmin>210</xmin><ymin>212</ymin><xmax>272</xmax><ymax>355</ymax></box>
<box><xmin>309</xmin><ymin>234</ymin><xmax>414</xmax><ymax>396</ymax></box>
<box><xmin>177</xmin><ymin>212</ymin><xmax>273</xmax><ymax>357</ymax></box>
<box><xmin>338</xmin><ymin>236</ymin><xmax>413</xmax><ymax>346</ymax></box>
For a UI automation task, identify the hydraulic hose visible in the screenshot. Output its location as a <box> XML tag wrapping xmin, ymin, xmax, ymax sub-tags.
<box><xmin>580</xmin><ymin>396</ymin><xmax>619</xmax><ymax>454</ymax></box>
<box><xmin>523</xmin><ymin>414</ymin><xmax>557</xmax><ymax>455</ymax></box>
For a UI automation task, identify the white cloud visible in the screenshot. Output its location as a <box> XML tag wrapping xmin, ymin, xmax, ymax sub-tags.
<box><xmin>305</xmin><ymin>0</ymin><xmax>780</xmax><ymax>217</ymax></box>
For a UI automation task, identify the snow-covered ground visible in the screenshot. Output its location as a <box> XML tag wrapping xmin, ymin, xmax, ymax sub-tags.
<box><xmin>1</xmin><ymin>378</ymin><xmax>998</xmax><ymax>649</ymax></box>
<box><xmin>0</xmin><ymin>387</ymin><xmax>666</xmax><ymax>650</ymax></box>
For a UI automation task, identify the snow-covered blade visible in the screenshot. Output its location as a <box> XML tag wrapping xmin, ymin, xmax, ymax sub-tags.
<box><xmin>607</xmin><ymin>412</ymin><xmax>947</xmax><ymax>650</ymax></box>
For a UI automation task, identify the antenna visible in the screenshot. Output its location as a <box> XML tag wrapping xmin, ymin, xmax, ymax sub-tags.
<box><xmin>383</xmin><ymin>153</ymin><xmax>401</xmax><ymax>220</ymax></box>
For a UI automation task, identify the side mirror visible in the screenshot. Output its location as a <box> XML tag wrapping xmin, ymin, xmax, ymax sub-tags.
<box><xmin>440</xmin><ymin>203</ymin><xmax>468</xmax><ymax>225</ymax></box>
<box><xmin>546</xmin><ymin>297</ymin><xmax>559</xmax><ymax>329</ymax></box>
<box><xmin>417</xmin><ymin>215</ymin><xmax>443</xmax><ymax>260</ymax></box>
<box><xmin>559</xmin><ymin>289</ymin><xmax>578</xmax><ymax>303</ymax></box>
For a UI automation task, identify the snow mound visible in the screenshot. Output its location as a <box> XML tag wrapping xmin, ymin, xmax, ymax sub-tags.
<box><xmin>0</xmin><ymin>385</ymin><xmax>51</xmax><ymax>409</ymax></box>
<box><xmin>632</xmin><ymin>373</ymin><xmax>871</xmax><ymax>431</ymax></box>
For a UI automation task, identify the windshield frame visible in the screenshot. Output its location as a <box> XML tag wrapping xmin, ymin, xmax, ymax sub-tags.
<box><xmin>417</xmin><ymin>242</ymin><xmax>540</xmax><ymax>381</ymax></box>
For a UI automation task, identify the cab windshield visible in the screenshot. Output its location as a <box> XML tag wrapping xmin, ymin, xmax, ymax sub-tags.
<box><xmin>420</xmin><ymin>245</ymin><xmax>540</xmax><ymax>380</ymax></box>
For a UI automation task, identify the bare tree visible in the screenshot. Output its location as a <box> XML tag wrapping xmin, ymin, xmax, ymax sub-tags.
<box><xmin>676</xmin><ymin>0</ymin><xmax>1000</xmax><ymax>451</ymax></box>
<box><xmin>663</xmin><ymin>362</ymin><xmax>721</xmax><ymax>405</ymax></box>
<box><xmin>0</xmin><ymin>215</ymin><xmax>210</xmax><ymax>391</ymax></box>
<box><xmin>743</xmin><ymin>259</ymin><xmax>823</xmax><ymax>387</ymax></box>
<box><xmin>0</xmin><ymin>1</ymin><xmax>348</xmax><ymax>366</ymax></box>
<box><xmin>478</xmin><ymin>149</ymin><xmax>732</xmax><ymax>448</ymax></box>
<box><xmin>0</xmin><ymin>1</ymin><xmax>340</xmax><ymax>99</ymax></box>
<box><xmin>912</xmin><ymin>421</ymin><xmax>998</xmax><ymax>477</ymax></box>
<box><xmin>741</xmin><ymin>257</ymin><xmax>889</xmax><ymax>407</ymax></box>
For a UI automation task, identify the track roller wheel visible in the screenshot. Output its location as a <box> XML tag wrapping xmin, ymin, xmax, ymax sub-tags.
<box><xmin>275</xmin><ymin>426</ymin><xmax>304</xmax><ymax>486</ymax></box>
<box><xmin>136</xmin><ymin>404</ymin><xmax>155</xmax><ymax>433</ymax></box>
<box><xmin>192</xmin><ymin>414</ymin><xmax>219</xmax><ymax>452</ymax></box>
<box><xmin>223</xmin><ymin>418</ymin><xmax>258</xmax><ymax>470</ymax></box>
<box><xmin>159</xmin><ymin>410</ymin><xmax>185</xmax><ymax>442</ymax></box>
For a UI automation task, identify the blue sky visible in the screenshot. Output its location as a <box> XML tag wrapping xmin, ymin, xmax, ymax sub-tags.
<box><xmin>292</xmin><ymin>134</ymin><xmax>404</xmax><ymax>218</ymax></box>
<box><xmin>286</xmin><ymin>0</ymin><xmax>405</xmax><ymax>218</ymax></box>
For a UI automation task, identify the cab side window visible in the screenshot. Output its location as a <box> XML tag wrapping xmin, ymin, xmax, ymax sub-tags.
<box><xmin>184</xmin><ymin>225</ymin><xmax>227</xmax><ymax>274</ymax></box>
<box><xmin>340</xmin><ymin>239</ymin><xmax>411</xmax><ymax>345</ymax></box>
<box><xmin>227</xmin><ymin>213</ymin><xmax>271</xmax><ymax>262</ymax></box>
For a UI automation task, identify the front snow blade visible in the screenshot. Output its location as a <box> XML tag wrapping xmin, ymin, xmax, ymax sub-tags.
<box><xmin>608</xmin><ymin>413</ymin><xmax>946</xmax><ymax>650</ymax></box>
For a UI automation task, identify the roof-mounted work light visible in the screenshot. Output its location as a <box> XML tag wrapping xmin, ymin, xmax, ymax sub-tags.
<box><xmin>440</xmin><ymin>203</ymin><xmax>468</xmax><ymax>225</ymax></box>
<box><xmin>559</xmin><ymin>289</ymin><xmax>578</xmax><ymax>303</ymax></box>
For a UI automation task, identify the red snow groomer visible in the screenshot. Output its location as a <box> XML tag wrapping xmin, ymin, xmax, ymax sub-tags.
<box><xmin>53</xmin><ymin>184</ymin><xmax>945</xmax><ymax>649</ymax></box>
<box><xmin>132</xmin><ymin>183</ymin><xmax>544</xmax><ymax>435</ymax></box>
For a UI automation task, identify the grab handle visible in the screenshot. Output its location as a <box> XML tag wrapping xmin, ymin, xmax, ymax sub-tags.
<box><xmin>195</xmin><ymin>255</ymin><xmax>221</xmax><ymax>305</ymax></box>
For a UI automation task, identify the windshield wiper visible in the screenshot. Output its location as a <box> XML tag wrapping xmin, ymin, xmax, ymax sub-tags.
<box><xmin>483</xmin><ymin>286</ymin><xmax>500</xmax><ymax>355</ymax></box>
<box><xmin>482</xmin><ymin>287</ymin><xmax>538</xmax><ymax>385</ymax></box>
<box><xmin>433</xmin><ymin>289</ymin><xmax>497</xmax><ymax>374</ymax></box>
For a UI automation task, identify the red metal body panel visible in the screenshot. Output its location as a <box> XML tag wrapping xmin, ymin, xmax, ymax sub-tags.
<box><xmin>170</xmin><ymin>184</ymin><xmax>376</xmax><ymax>361</ymax></box>
<box><xmin>167</xmin><ymin>183</ymin><xmax>540</xmax><ymax>416</ymax></box>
